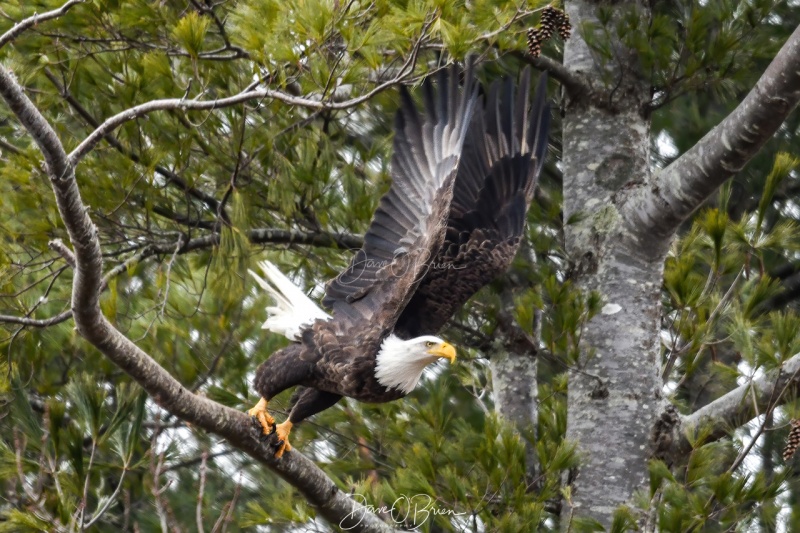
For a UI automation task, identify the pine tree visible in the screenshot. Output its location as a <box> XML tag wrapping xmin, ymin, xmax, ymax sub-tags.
<box><xmin>1</xmin><ymin>0</ymin><xmax>799</xmax><ymax>531</ymax></box>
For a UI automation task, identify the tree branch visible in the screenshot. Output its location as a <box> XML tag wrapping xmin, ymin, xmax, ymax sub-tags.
<box><xmin>0</xmin><ymin>310</ymin><xmax>72</xmax><ymax>328</ymax></box>
<box><xmin>42</xmin><ymin>68</ymin><xmax>223</xmax><ymax>212</ymax></box>
<box><xmin>68</xmin><ymin>52</ymin><xmax>422</xmax><ymax>165</ymax></box>
<box><xmin>0</xmin><ymin>228</ymin><xmax>363</xmax><ymax>329</ymax></box>
<box><xmin>513</xmin><ymin>51</ymin><xmax>590</xmax><ymax>102</ymax></box>
<box><xmin>625</xmin><ymin>24</ymin><xmax>800</xmax><ymax>242</ymax></box>
<box><xmin>0</xmin><ymin>0</ymin><xmax>85</xmax><ymax>50</ymax></box>
<box><xmin>248</xmin><ymin>227</ymin><xmax>362</xmax><ymax>249</ymax></box>
<box><xmin>672</xmin><ymin>350</ymin><xmax>800</xmax><ymax>459</ymax></box>
<box><xmin>0</xmin><ymin>63</ymin><xmax>393</xmax><ymax>533</ymax></box>
<box><xmin>149</xmin><ymin>205</ymin><xmax>364</xmax><ymax>248</ymax></box>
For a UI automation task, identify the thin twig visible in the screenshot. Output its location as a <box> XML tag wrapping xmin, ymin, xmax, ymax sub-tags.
<box><xmin>196</xmin><ymin>451</ymin><xmax>208</xmax><ymax>533</ymax></box>
<box><xmin>0</xmin><ymin>0</ymin><xmax>84</xmax><ymax>50</ymax></box>
<box><xmin>77</xmin><ymin>437</ymin><xmax>98</xmax><ymax>529</ymax></box>
<box><xmin>68</xmin><ymin>51</ymin><xmax>423</xmax><ymax>165</ymax></box>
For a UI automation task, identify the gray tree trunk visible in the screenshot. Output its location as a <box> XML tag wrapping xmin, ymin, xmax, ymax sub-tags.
<box><xmin>558</xmin><ymin>7</ymin><xmax>800</xmax><ymax>526</ymax></box>
<box><xmin>561</xmin><ymin>0</ymin><xmax>663</xmax><ymax>526</ymax></box>
<box><xmin>491</xmin><ymin>347</ymin><xmax>538</xmax><ymax>473</ymax></box>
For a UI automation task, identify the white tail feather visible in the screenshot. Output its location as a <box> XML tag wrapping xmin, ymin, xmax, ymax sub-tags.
<box><xmin>248</xmin><ymin>261</ymin><xmax>331</xmax><ymax>341</ymax></box>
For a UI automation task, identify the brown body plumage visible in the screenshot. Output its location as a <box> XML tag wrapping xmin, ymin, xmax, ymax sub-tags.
<box><xmin>254</xmin><ymin>321</ymin><xmax>406</xmax><ymax>405</ymax></box>
<box><xmin>249</xmin><ymin>62</ymin><xmax>550</xmax><ymax>457</ymax></box>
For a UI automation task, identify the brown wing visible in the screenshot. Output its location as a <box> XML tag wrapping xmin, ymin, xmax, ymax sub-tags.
<box><xmin>394</xmin><ymin>69</ymin><xmax>551</xmax><ymax>338</ymax></box>
<box><xmin>322</xmin><ymin>63</ymin><xmax>479</xmax><ymax>335</ymax></box>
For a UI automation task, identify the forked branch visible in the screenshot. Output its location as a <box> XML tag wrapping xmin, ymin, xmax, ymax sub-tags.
<box><xmin>671</xmin><ymin>350</ymin><xmax>800</xmax><ymax>459</ymax></box>
<box><xmin>0</xmin><ymin>0</ymin><xmax>85</xmax><ymax>50</ymax></box>
<box><xmin>0</xmin><ymin>63</ymin><xmax>394</xmax><ymax>533</ymax></box>
<box><xmin>625</xmin><ymin>24</ymin><xmax>800</xmax><ymax>242</ymax></box>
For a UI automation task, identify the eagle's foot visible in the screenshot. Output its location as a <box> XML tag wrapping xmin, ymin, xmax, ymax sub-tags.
<box><xmin>247</xmin><ymin>397</ymin><xmax>275</xmax><ymax>436</ymax></box>
<box><xmin>273</xmin><ymin>420</ymin><xmax>293</xmax><ymax>458</ymax></box>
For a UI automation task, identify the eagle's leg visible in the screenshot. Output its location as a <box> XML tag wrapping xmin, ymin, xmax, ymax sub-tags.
<box><xmin>247</xmin><ymin>397</ymin><xmax>275</xmax><ymax>436</ymax></box>
<box><xmin>250</xmin><ymin>345</ymin><xmax>313</xmax><ymax>438</ymax></box>
<box><xmin>270</xmin><ymin>389</ymin><xmax>342</xmax><ymax>458</ymax></box>
<box><xmin>273</xmin><ymin>420</ymin><xmax>293</xmax><ymax>458</ymax></box>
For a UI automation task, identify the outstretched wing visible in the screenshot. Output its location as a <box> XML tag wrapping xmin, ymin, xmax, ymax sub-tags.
<box><xmin>322</xmin><ymin>63</ymin><xmax>479</xmax><ymax>333</ymax></box>
<box><xmin>394</xmin><ymin>68</ymin><xmax>551</xmax><ymax>338</ymax></box>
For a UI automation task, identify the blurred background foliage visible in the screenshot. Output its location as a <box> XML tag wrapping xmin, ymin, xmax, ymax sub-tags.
<box><xmin>1</xmin><ymin>0</ymin><xmax>800</xmax><ymax>530</ymax></box>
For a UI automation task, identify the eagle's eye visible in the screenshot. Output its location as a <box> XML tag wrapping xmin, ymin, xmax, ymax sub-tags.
<box><xmin>425</xmin><ymin>341</ymin><xmax>435</xmax><ymax>347</ymax></box>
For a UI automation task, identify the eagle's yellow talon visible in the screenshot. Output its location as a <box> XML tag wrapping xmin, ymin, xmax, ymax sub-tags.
<box><xmin>274</xmin><ymin>420</ymin><xmax>293</xmax><ymax>458</ymax></box>
<box><xmin>247</xmin><ymin>397</ymin><xmax>275</xmax><ymax>435</ymax></box>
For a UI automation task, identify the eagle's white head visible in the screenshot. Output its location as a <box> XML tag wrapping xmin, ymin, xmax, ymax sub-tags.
<box><xmin>375</xmin><ymin>335</ymin><xmax>457</xmax><ymax>394</ymax></box>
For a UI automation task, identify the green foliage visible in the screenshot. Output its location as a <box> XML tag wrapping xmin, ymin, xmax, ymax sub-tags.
<box><xmin>655</xmin><ymin>150</ymin><xmax>800</xmax><ymax>529</ymax></box>
<box><xmin>662</xmin><ymin>152</ymin><xmax>800</xmax><ymax>391</ymax></box>
<box><xmin>0</xmin><ymin>509</ymin><xmax>53</xmax><ymax>532</ymax></box>
<box><xmin>653</xmin><ymin>438</ymin><xmax>783</xmax><ymax>531</ymax></box>
<box><xmin>172</xmin><ymin>12</ymin><xmax>211</xmax><ymax>58</ymax></box>
<box><xmin>580</xmin><ymin>0</ymin><xmax>786</xmax><ymax>108</ymax></box>
<box><xmin>1</xmin><ymin>0</ymin><xmax>799</xmax><ymax>530</ymax></box>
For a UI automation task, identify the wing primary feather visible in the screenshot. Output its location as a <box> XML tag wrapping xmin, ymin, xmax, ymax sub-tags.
<box><xmin>457</xmin><ymin>68</ymin><xmax>479</xmax><ymax>152</ymax></box>
<box><xmin>515</xmin><ymin>67</ymin><xmax>532</xmax><ymax>153</ymax></box>
<box><xmin>528</xmin><ymin>74</ymin><xmax>550</xmax><ymax>197</ymax></box>
<box><xmin>485</xmin><ymin>82</ymin><xmax>502</xmax><ymax>164</ymax></box>
<box><xmin>500</xmin><ymin>76</ymin><xmax>515</xmax><ymax>156</ymax></box>
<box><xmin>323</xmin><ymin>62</ymin><xmax>479</xmax><ymax>325</ymax></box>
<box><xmin>393</xmin><ymin>67</ymin><xmax>551</xmax><ymax>339</ymax></box>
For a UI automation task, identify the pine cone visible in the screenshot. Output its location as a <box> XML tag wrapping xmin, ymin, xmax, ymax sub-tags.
<box><xmin>527</xmin><ymin>28</ymin><xmax>543</xmax><ymax>58</ymax></box>
<box><xmin>557</xmin><ymin>15</ymin><xmax>572</xmax><ymax>40</ymax></box>
<box><xmin>543</xmin><ymin>6</ymin><xmax>571</xmax><ymax>41</ymax></box>
<box><xmin>541</xmin><ymin>6</ymin><xmax>559</xmax><ymax>24</ymax></box>
<box><xmin>527</xmin><ymin>6</ymin><xmax>572</xmax><ymax>58</ymax></box>
<box><xmin>539</xmin><ymin>6</ymin><xmax>558</xmax><ymax>40</ymax></box>
<box><xmin>783</xmin><ymin>419</ymin><xmax>800</xmax><ymax>461</ymax></box>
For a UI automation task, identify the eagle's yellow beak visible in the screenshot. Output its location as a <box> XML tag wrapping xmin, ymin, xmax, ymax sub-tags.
<box><xmin>428</xmin><ymin>342</ymin><xmax>456</xmax><ymax>363</ymax></box>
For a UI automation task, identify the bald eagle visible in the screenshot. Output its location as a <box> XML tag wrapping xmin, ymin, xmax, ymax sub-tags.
<box><xmin>248</xmin><ymin>64</ymin><xmax>550</xmax><ymax>457</ymax></box>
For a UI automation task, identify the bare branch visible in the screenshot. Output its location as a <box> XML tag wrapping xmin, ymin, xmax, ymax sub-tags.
<box><xmin>0</xmin><ymin>310</ymin><xmax>72</xmax><ymax>328</ymax></box>
<box><xmin>475</xmin><ymin>3</ymin><xmax>538</xmax><ymax>42</ymax></box>
<box><xmin>0</xmin><ymin>0</ymin><xmax>84</xmax><ymax>50</ymax></box>
<box><xmin>625</xmin><ymin>24</ymin><xmax>800</xmax><ymax>242</ymax></box>
<box><xmin>196</xmin><ymin>452</ymin><xmax>208</xmax><ymax>533</ymax></box>
<box><xmin>48</xmin><ymin>238</ymin><xmax>76</xmax><ymax>267</ymax></box>
<box><xmin>515</xmin><ymin>51</ymin><xmax>590</xmax><ymax>101</ymax></box>
<box><xmin>43</xmin><ymin>67</ymin><xmax>223</xmax><ymax>212</ymax></box>
<box><xmin>0</xmin><ymin>228</ymin><xmax>362</xmax><ymax>329</ymax></box>
<box><xmin>248</xmin><ymin>227</ymin><xmax>363</xmax><ymax>249</ymax></box>
<box><xmin>69</xmin><ymin>56</ymin><xmax>421</xmax><ymax>165</ymax></box>
<box><xmin>0</xmin><ymin>62</ymin><xmax>394</xmax><ymax>533</ymax></box>
<box><xmin>673</xmin><ymin>350</ymin><xmax>800</xmax><ymax>458</ymax></box>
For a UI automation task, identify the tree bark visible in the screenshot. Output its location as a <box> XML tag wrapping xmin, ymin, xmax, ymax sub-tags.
<box><xmin>561</xmin><ymin>0</ymin><xmax>661</xmax><ymax>526</ymax></box>
<box><xmin>491</xmin><ymin>347</ymin><xmax>538</xmax><ymax>473</ymax></box>
<box><xmin>560</xmin><ymin>5</ymin><xmax>800</xmax><ymax>527</ymax></box>
<box><xmin>0</xmin><ymin>61</ymin><xmax>395</xmax><ymax>533</ymax></box>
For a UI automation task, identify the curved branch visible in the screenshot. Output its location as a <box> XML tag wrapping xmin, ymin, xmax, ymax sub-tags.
<box><xmin>513</xmin><ymin>51</ymin><xmax>590</xmax><ymax>102</ymax></box>
<box><xmin>0</xmin><ymin>63</ymin><xmax>393</xmax><ymax>533</ymax></box>
<box><xmin>0</xmin><ymin>310</ymin><xmax>72</xmax><ymax>328</ymax></box>
<box><xmin>43</xmin><ymin>67</ymin><xmax>223</xmax><ymax>212</ymax></box>
<box><xmin>673</xmin><ymin>350</ymin><xmax>800</xmax><ymax>458</ymax></box>
<box><xmin>625</xmin><ymin>24</ymin><xmax>800</xmax><ymax>241</ymax></box>
<box><xmin>0</xmin><ymin>0</ymin><xmax>85</xmax><ymax>50</ymax></box>
<box><xmin>68</xmin><ymin>52</ymin><xmax>422</xmax><ymax>165</ymax></box>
